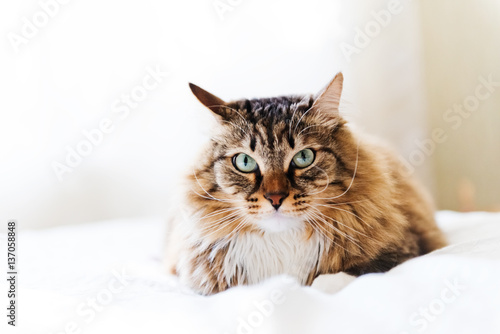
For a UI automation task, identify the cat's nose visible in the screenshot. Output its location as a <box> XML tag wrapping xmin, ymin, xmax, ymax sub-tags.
<box><xmin>264</xmin><ymin>192</ymin><xmax>288</xmax><ymax>210</ymax></box>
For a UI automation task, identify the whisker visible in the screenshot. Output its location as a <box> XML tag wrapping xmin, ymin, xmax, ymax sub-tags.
<box><xmin>191</xmin><ymin>168</ymin><xmax>240</xmax><ymax>203</ymax></box>
<box><xmin>298</xmin><ymin>130</ymin><xmax>323</xmax><ymax>138</ymax></box>
<box><xmin>190</xmin><ymin>188</ymin><xmax>239</xmax><ymax>204</ymax></box>
<box><xmin>196</xmin><ymin>207</ymin><xmax>242</xmax><ymax>222</ymax></box>
<box><xmin>316</xmin><ymin>138</ymin><xmax>361</xmax><ymax>201</ymax></box>
<box><xmin>226</xmin><ymin>217</ymin><xmax>249</xmax><ymax>240</ymax></box>
<box><xmin>199</xmin><ymin>211</ymin><xmax>241</xmax><ymax>232</ymax></box>
<box><xmin>306</xmin><ymin>165</ymin><xmax>330</xmax><ymax>195</ymax></box>
<box><xmin>307</xmin><ymin>204</ymin><xmax>368</xmax><ymax>239</ymax></box>
<box><xmin>304</xmin><ymin>213</ymin><xmax>351</xmax><ymax>254</ymax></box>
<box><xmin>307</xmin><ymin>210</ymin><xmax>355</xmax><ymax>242</ymax></box>
<box><xmin>192</xmin><ymin>168</ymin><xmax>225</xmax><ymax>201</ymax></box>
<box><xmin>313</xmin><ymin>203</ymin><xmax>373</xmax><ymax>229</ymax></box>
<box><xmin>293</xmin><ymin>105</ymin><xmax>316</xmax><ymax>136</ymax></box>
<box><xmin>320</xmin><ymin>199</ymin><xmax>372</xmax><ymax>206</ymax></box>
<box><xmin>200</xmin><ymin>214</ymin><xmax>243</xmax><ymax>239</ymax></box>
<box><xmin>296</xmin><ymin>124</ymin><xmax>318</xmax><ymax>138</ymax></box>
<box><xmin>306</xmin><ymin>208</ymin><xmax>362</xmax><ymax>248</ymax></box>
<box><xmin>220</xmin><ymin>120</ymin><xmax>249</xmax><ymax>137</ymax></box>
<box><xmin>209</xmin><ymin>104</ymin><xmax>251</xmax><ymax>130</ymax></box>
<box><xmin>288</xmin><ymin>95</ymin><xmax>310</xmax><ymax>140</ymax></box>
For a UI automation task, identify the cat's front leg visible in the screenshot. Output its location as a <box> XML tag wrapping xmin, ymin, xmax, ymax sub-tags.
<box><xmin>174</xmin><ymin>243</ymin><xmax>234</xmax><ymax>295</ymax></box>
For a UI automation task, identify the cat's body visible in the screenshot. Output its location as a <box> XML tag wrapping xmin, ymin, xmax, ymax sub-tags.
<box><xmin>165</xmin><ymin>73</ymin><xmax>446</xmax><ymax>295</ymax></box>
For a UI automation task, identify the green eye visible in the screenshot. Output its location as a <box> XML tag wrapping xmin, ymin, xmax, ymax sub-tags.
<box><xmin>292</xmin><ymin>149</ymin><xmax>315</xmax><ymax>168</ymax></box>
<box><xmin>233</xmin><ymin>153</ymin><xmax>258</xmax><ymax>173</ymax></box>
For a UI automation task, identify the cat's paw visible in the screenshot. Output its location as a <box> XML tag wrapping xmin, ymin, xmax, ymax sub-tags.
<box><xmin>311</xmin><ymin>272</ymin><xmax>356</xmax><ymax>294</ymax></box>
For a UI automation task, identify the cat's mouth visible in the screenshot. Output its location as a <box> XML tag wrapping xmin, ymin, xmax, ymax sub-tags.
<box><xmin>254</xmin><ymin>211</ymin><xmax>304</xmax><ymax>233</ymax></box>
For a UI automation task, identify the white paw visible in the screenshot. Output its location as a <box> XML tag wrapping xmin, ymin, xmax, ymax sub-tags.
<box><xmin>311</xmin><ymin>272</ymin><xmax>356</xmax><ymax>294</ymax></box>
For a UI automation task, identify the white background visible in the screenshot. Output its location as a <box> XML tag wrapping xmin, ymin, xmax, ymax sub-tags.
<box><xmin>0</xmin><ymin>0</ymin><xmax>354</xmax><ymax>229</ymax></box>
<box><xmin>2</xmin><ymin>0</ymin><xmax>499</xmax><ymax>229</ymax></box>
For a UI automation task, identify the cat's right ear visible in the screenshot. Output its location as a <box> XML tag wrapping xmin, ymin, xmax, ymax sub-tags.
<box><xmin>312</xmin><ymin>72</ymin><xmax>343</xmax><ymax>113</ymax></box>
<box><xmin>189</xmin><ymin>83</ymin><xmax>229</xmax><ymax>119</ymax></box>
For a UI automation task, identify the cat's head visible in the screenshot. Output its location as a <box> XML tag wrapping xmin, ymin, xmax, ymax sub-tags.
<box><xmin>188</xmin><ymin>73</ymin><xmax>360</xmax><ymax>237</ymax></box>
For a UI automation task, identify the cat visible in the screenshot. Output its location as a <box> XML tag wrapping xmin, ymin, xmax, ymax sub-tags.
<box><xmin>164</xmin><ymin>73</ymin><xmax>447</xmax><ymax>295</ymax></box>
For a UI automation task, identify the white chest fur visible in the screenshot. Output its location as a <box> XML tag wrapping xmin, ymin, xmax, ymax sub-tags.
<box><xmin>217</xmin><ymin>229</ymin><xmax>323</xmax><ymax>285</ymax></box>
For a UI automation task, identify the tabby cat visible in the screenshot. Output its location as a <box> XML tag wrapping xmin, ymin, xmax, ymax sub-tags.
<box><xmin>165</xmin><ymin>73</ymin><xmax>446</xmax><ymax>295</ymax></box>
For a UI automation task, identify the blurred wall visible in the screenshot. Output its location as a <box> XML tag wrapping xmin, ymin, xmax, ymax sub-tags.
<box><xmin>419</xmin><ymin>0</ymin><xmax>500</xmax><ymax>211</ymax></box>
<box><xmin>342</xmin><ymin>0</ymin><xmax>434</xmax><ymax>190</ymax></box>
<box><xmin>342</xmin><ymin>0</ymin><xmax>500</xmax><ymax>211</ymax></box>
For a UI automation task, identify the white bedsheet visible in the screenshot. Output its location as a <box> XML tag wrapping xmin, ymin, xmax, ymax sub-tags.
<box><xmin>2</xmin><ymin>211</ymin><xmax>500</xmax><ymax>334</ymax></box>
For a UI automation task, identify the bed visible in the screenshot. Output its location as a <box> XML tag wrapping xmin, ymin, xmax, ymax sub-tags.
<box><xmin>4</xmin><ymin>211</ymin><xmax>500</xmax><ymax>334</ymax></box>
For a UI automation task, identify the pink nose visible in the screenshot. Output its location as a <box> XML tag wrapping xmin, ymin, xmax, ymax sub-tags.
<box><xmin>264</xmin><ymin>192</ymin><xmax>288</xmax><ymax>210</ymax></box>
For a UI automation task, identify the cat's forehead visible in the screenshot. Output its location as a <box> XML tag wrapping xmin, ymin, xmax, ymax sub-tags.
<box><xmin>222</xmin><ymin>95</ymin><xmax>316</xmax><ymax>146</ymax></box>
<box><xmin>221</xmin><ymin>96</ymin><xmax>314</xmax><ymax>142</ymax></box>
<box><xmin>216</xmin><ymin>95</ymin><xmax>319</xmax><ymax>163</ymax></box>
<box><xmin>228</xmin><ymin>95</ymin><xmax>314</xmax><ymax>121</ymax></box>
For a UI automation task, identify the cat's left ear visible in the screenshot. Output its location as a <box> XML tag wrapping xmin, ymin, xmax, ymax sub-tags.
<box><xmin>189</xmin><ymin>83</ymin><xmax>229</xmax><ymax>119</ymax></box>
<box><xmin>312</xmin><ymin>72</ymin><xmax>343</xmax><ymax>115</ymax></box>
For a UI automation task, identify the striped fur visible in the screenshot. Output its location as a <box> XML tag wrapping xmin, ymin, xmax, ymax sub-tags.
<box><xmin>165</xmin><ymin>73</ymin><xmax>446</xmax><ymax>295</ymax></box>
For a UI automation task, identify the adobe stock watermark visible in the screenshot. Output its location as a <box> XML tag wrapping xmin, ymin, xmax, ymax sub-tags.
<box><xmin>213</xmin><ymin>0</ymin><xmax>245</xmax><ymax>21</ymax></box>
<box><xmin>47</xmin><ymin>268</ymin><xmax>130</xmax><ymax>334</ymax></box>
<box><xmin>400</xmin><ymin>277</ymin><xmax>466</xmax><ymax>333</ymax></box>
<box><xmin>399</xmin><ymin>74</ymin><xmax>500</xmax><ymax>176</ymax></box>
<box><xmin>51</xmin><ymin>64</ymin><xmax>169</xmax><ymax>182</ymax></box>
<box><xmin>339</xmin><ymin>0</ymin><xmax>406</xmax><ymax>63</ymax></box>
<box><xmin>225</xmin><ymin>275</ymin><xmax>300</xmax><ymax>334</ymax></box>
<box><xmin>7</xmin><ymin>0</ymin><xmax>73</xmax><ymax>54</ymax></box>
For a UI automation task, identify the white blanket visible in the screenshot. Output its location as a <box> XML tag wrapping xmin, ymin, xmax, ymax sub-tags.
<box><xmin>3</xmin><ymin>211</ymin><xmax>500</xmax><ymax>334</ymax></box>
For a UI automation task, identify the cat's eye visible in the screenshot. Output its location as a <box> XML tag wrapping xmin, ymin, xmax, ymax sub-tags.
<box><xmin>233</xmin><ymin>153</ymin><xmax>258</xmax><ymax>173</ymax></box>
<box><xmin>292</xmin><ymin>149</ymin><xmax>315</xmax><ymax>168</ymax></box>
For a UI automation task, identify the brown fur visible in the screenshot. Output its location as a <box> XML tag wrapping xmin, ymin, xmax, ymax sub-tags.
<box><xmin>165</xmin><ymin>73</ymin><xmax>447</xmax><ymax>295</ymax></box>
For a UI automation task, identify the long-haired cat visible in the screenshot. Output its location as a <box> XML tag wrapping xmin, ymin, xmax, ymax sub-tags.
<box><xmin>165</xmin><ymin>73</ymin><xmax>446</xmax><ymax>295</ymax></box>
